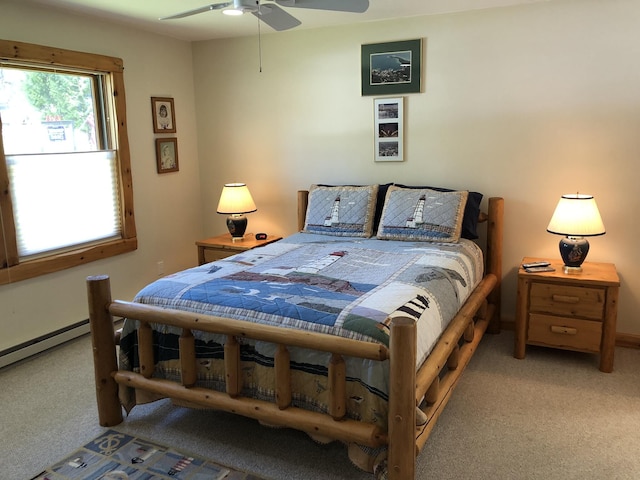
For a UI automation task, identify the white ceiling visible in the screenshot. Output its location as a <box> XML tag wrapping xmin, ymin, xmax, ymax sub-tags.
<box><xmin>18</xmin><ymin>0</ymin><xmax>550</xmax><ymax>41</ymax></box>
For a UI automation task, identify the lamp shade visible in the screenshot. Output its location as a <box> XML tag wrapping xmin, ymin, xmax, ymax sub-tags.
<box><xmin>216</xmin><ymin>183</ymin><xmax>257</xmax><ymax>215</ymax></box>
<box><xmin>546</xmin><ymin>194</ymin><xmax>605</xmax><ymax>237</ymax></box>
<box><xmin>547</xmin><ymin>193</ymin><xmax>605</xmax><ymax>273</ymax></box>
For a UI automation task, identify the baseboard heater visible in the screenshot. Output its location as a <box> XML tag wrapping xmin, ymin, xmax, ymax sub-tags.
<box><xmin>0</xmin><ymin>319</ymin><xmax>90</xmax><ymax>369</ymax></box>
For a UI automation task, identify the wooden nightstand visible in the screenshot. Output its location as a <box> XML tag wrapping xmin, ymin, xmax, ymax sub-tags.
<box><xmin>515</xmin><ymin>257</ymin><xmax>620</xmax><ymax>372</ymax></box>
<box><xmin>196</xmin><ymin>233</ymin><xmax>282</xmax><ymax>265</ymax></box>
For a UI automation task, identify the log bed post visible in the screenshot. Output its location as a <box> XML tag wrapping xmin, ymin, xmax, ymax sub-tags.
<box><xmin>328</xmin><ymin>353</ymin><xmax>347</xmax><ymax>420</ymax></box>
<box><xmin>87</xmin><ymin>274</ymin><xmax>123</xmax><ymax>427</ymax></box>
<box><xmin>297</xmin><ymin>190</ymin><xmax>309</xmax><ymax>231</ymax></box>
<box><xmin>387</xmin><ymin>316</ymin><xmax>417</xmax><ymax>480</ymax></box>
<box><xmin>486</xmin><ymin>197</ymin><xmax>504</xmax><ymax>333</ymax></box>
<box><xmin>138</xmin><ymin>321</ymin><xmax>155</xmax><ymax>378</ymax></box>
<box><xmin>225</xmin><ymin>335</ymin><xmax>241</xmax><ymax>397</ymax></box>
<box><xmin>180</xmin><ymin>329</ymin><xmax>197</xmax><ymax>387</ymax></box>
<box><xmin>275</xmin><ymin>344</ymin><xmax>292</xmax><ymax>409</ymax></box>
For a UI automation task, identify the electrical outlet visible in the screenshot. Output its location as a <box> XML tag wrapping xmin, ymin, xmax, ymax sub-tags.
<box><xmin>157</xmin><ymin>260</ymin><xmax>164</xmax><ymax>276</ymax></box>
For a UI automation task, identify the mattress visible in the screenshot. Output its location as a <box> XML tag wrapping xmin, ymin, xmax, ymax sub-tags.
<box><xmin>118</xmin><ymin>232</ymin><xmax>484</xmax><ymax>426</ymax></box>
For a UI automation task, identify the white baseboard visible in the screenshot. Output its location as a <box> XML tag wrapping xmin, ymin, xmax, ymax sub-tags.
<box><xmin>0</xmin><ymin>320</ymin><xmax>90</xmax><ymax>369</ymax></box>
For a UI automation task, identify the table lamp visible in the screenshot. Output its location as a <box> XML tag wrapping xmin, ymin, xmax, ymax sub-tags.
<box><xmin>217</xmin><ymin>183</ymin><xmax>257</xmax><ymax>241</ymax></box>
<box><xmin>546</xmin><ymin>193</ymin><xmax>605</xmax><ymax>274</ymax></box>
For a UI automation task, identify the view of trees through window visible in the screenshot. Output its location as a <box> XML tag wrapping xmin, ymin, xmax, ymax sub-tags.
<box><xmin>1</xmin><ymin>68</ymin><xmax>98</xmax><ymax>154</ymax></box>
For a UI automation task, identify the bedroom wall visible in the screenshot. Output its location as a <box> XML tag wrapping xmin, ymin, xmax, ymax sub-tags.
<box><xmin>0</xmin><ymin>2</ymin><xmax>204</xmax><ymax>354</ymax></box>
<box><xmin>193</xmin><ymin>0</ymin><xmax>640</xmax><ymax>335</ymax></box>
<box><xmin>1</xmin><ymin>0</ymin><xmax>639</xmax><ymax>359</ymax></box>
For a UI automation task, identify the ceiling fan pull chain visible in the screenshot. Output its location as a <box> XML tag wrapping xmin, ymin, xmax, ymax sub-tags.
<box><xmin>258</xmin><ymin>12</ymin><xmax>263</xmax><ymax>73</ymax></box>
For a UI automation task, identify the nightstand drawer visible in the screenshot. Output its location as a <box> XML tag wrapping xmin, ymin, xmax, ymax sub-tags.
<box><xmin>528</xmin><ymin>314</ymin><xmax>602</xmax><ymax>353</ymax></box>
<box><xmin>529</xmin><ymin>283</ymin><xmax>605</xmax><ymax>320</ymax></box>
<box><xmin>202</xmin><ymin>249</ymin><xmax>233</xmax><ymax>263</ymax></box>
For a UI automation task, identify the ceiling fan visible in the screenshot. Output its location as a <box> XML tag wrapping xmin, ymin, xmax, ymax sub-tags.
<box><xmin>160</xmin><ymin>0</ymin><xmax>370</xmax><ymax>32</ymax></box>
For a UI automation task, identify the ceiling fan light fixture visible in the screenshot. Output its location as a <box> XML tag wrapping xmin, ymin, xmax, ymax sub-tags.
<box><xmin>222</xmin><ymin>0</ymin><xmax>258</xmax><ymax>15</ymax></box>
<box><xmin>222</xmin><ymin>8</ymin><xmax>245</xmax><ymax>16</ymax></box>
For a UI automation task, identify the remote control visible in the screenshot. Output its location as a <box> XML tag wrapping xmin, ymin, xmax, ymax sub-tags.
<box><xmin>522</xmin><ymin>261</ymin><xmax>551</xmax><ymax>269</ymax></box>
<box><xmin>524</xmin><ymin>266</ymin><xmax>555</xmax><ymax>273</ymax></box>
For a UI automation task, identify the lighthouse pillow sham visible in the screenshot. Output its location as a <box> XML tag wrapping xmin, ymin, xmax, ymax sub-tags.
<box><xmin>376</xmin><ymin>186</ymin><xmax>468</xmax><ymax>243</ymax></box>
<box><xmin>302</xmin><ymin>184</ymin><xmax>379</xmax><ymax>237</ymax></box>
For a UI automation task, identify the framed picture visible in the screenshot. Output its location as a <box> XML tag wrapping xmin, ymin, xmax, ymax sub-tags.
<box><xmin>151</xmin><ymin>97</ymin><xmax>176</xmax><ymax>133</ymax></box>
<box><xmin>155</xmin><ymin>137</ymin><xmax>179</xmax><ymax>173</ymax></box>
<box><xmin>374</xmin><ymin>97</ymin><xmax>404</xmax><ymax>162</ymax></box>
<box><xmin>361</xmin><ymin>39</ymin><xmax>422</xmax><ymax>96</ymax></box>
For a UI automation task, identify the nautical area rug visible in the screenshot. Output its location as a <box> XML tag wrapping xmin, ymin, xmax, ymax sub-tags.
<box><xmin>30</xmin><ymin>429</ymin><xmax>266</xmax><ymax>480</ymax></box>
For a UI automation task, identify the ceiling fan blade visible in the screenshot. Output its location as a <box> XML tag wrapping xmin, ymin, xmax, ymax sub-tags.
<box><xmin>160</xmin><ymin>3</ymin><xmax>232</xmax><ymax>20</ymax></box>
<box><xmin>252</xmin><ymin>4</ymin><xmax>301</xmax><ymax>31</ymax></box>
<box><xmin>275</xmin><ymin>0</ymin><xmax>369</xmax><ymax>13</ymax></box>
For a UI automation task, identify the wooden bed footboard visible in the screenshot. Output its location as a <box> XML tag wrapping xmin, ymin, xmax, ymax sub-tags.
<box><xmin>89</xmin><ymin>278</ymin><xmax>393</xmax><ymax>444</ymax></box>
<box><xmin>87</xmin><ymin>194</ymin><xmax>504</xmax><ymax>480</ymax></box>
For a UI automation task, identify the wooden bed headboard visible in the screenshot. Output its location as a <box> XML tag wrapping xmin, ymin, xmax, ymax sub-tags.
<box><xmin>297</xmin><ymin>190</ymin><xmax>310</xmax><ymax>232</ymax></box>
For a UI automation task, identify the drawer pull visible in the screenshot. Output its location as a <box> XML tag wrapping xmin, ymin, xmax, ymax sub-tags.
<box><xmin>550</xmin><ymin>325</ymin><xmax>577</xmax><ymax>335</ymax></box>
<box><xmin>551</xmin><ymin>294</ymin><xmax>580</xmax><ymax>304</ymax></box>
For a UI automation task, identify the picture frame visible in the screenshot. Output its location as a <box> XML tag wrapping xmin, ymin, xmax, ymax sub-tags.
<box><xmin>374</xmin><ymin>97</ymin><xmax>404</xmax><ymax>162</ymax></box>
<box><xmin>155</xmin><ymin>137</ymin><xmax>179</xmax><ymax>173</ymax></box>
<box><xmin>151</xmin><ymin>97</ymin><xmax>176</xmax><ymax>133</ymax></box>
<box><xmin>361</xmin><ymin>39</ymin><xmax>422</xmax><ymax>96</ymax></box>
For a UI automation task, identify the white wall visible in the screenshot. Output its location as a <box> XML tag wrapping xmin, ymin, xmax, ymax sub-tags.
<box><xmin>0</xmin><ymin>1</ymin><xmax>204</xmax><ymax>351</ymax></box>
<box><xmin>1</xmin><ymin>0</ymin><xmax>639</xmax><ymax>356</ymax></box>
<box><xmin>194</xmin><ymin>0</ymin><xmax>640</xmax><ymax>334</ymax></box>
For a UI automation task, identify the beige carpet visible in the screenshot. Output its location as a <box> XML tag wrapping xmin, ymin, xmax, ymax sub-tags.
<box><xmin>2</xmin><ymin>330</ymin><xmax>640</xmax><ymax>479</ymax></box>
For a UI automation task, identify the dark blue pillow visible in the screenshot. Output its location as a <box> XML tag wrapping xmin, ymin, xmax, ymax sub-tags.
<box><xmin>393</xmin><ymin>184</ymin><xmax>483</xmax><ymax>240</ymax></box>
<box><xmin>374</xmin><ymin>183</ymin><xmax>392</xmax><ymax>232</ymax></box>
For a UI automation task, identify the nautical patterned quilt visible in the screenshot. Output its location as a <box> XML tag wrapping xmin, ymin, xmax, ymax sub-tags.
<box><xmin>119</xmin><ymin>233</ymin><xmax>483</xmax><ymax>428</ymax></box>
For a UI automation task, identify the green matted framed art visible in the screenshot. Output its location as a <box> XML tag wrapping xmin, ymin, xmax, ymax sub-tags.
<box><xmin>361</xmin><ymin>39</ymin><xmax>422</xmax><ymax>96</ymax></box>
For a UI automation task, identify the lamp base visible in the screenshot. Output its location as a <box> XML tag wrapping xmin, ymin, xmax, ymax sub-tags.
<box><xmin>559</xmin><ymin>236</ymin><xmax>589</xmax><ymax>273</ymax></box>
<box><xmin>226</xmin><ymin>214</ymin><xmax>248</xmax><ymax>240</ymax></box>
<box><xmin>563</xmin><ymin>265</ymin><xmax>583</xmax><ymax>275</ymax></box>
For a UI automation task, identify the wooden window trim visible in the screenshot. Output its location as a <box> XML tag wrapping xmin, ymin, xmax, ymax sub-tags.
<box><xmin>0</xmin><ymin>39</ymin><xmax>137</xmax><ymax>285</ymax></box>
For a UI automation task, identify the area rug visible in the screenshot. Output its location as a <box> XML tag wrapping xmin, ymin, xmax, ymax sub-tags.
<box><xmin>30</xmin><ymin>429</ymin><xmax>267</xmax><ymax>480</ymax></box>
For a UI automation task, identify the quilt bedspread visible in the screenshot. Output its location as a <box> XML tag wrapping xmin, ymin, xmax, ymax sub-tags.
<box><xmin>119</xmin><ymin>233</ymin><xmax>483</xmax><ymax>427</ymax></box>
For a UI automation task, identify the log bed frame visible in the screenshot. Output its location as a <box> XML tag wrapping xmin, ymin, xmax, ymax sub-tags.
<box><xmin>87</xmin><ymin>191</ymin><xmax>504</xmax><ymax>480</ymax></box>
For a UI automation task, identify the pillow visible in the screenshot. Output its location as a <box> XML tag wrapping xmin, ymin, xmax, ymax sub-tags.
<box><xmin>394</xmin><ymin>184</ymin><xmax>483</xmax><ymax>239</ymax></box>
<box><xmin>377</xmin><ymin>186</ymin><xmax>468</xmax><ymax>242</ymax></box>
<box><xmin>303</xmin><ymin>184</ymin><xmax>379</xmax><ymax>237</ymax></box>
<box><xmin>317</xmin><ymin>183</ymin><xmax>391</xmax><ymax>233</ymax></box>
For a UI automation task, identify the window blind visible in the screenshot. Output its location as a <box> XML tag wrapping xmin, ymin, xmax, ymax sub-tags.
<box><xmin>6</xmin><ymin>150</ymin><xmax>121</xmax><ymax>258</ymax></box>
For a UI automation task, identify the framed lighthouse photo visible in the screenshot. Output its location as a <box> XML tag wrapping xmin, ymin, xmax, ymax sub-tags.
<box><xmin>374</xmin><ymin>97</ymin><xmax>404</xmax><ymax>162</ymax></box>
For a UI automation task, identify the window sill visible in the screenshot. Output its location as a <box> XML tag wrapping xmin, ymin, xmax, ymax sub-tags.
<box><xmin>0</xmin><ymin>237</ymin><xmax>137</xmax><ymax>285</ymax></box>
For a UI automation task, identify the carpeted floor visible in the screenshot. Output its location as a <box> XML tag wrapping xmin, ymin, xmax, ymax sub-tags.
<box><xmin>2</xmin><ymin>330</ymin><xmax>640</xmax><ymax>479</ymax></box>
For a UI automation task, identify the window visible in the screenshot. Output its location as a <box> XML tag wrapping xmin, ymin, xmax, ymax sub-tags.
<box><xmin>0</xmin><ymin>40</ymin><xmax>137</xmax><ymax>285</ymax></box>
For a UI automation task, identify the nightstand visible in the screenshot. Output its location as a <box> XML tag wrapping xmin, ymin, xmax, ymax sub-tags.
<box><xmin>514</xmin><ymin>257</ymin><xmax>620</xmax><ymax>372</ymax></box>
<box><xmin>196</xmin><ymin>233</ymin><xmax>282</xmax><ymax>265</ymax></box>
